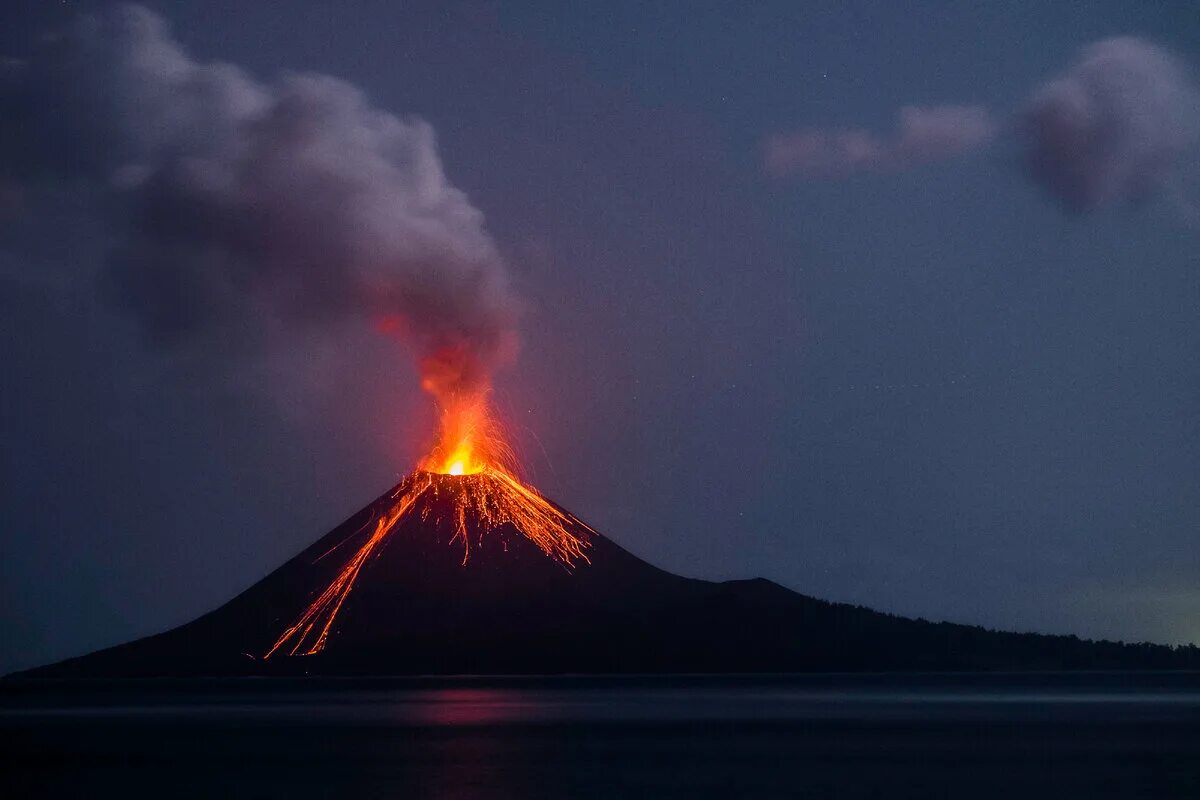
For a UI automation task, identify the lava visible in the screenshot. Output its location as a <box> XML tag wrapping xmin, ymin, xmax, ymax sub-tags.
<box><xmin>419</xmin><ymin>394</ymin><xmax>504</xmax><ymax>477</ymax></box>
<box><xmin>265</xmin><ymin>394</ymin><xmax>592</xmax><ymax>658</ymax></box>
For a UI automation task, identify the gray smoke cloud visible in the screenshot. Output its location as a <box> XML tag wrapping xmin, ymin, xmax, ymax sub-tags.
<box><xmin>764</xmin><ymin>105</ymin><xmax>996</xmax><ymax>177</ymax></box>
<box><xmin>0</xmin><ymin>5</ymin><xmax>516</xmax><ymax>398</ymax></box>
<box><xmin>1021</xmin><ymin>37</ymin><xmax>1200</xmax><ymax>212</ymax></box>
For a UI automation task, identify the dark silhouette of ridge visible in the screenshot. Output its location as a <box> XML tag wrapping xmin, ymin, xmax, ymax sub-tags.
<box><xmin>12</xmin><ymin>473</ymin><xmax>1200</xmax><ymax>678</ymax></box>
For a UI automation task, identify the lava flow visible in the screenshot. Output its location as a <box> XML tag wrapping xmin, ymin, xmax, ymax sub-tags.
<box><xmin>264</xmin><ymin>394</ymin><xmax>592</xmax><ymax>658</ymax></box>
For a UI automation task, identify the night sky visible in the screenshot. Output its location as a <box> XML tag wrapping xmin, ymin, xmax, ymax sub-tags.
<box><xmin>2</xmin><ymin>0</ymin><xmax>1199</xmax><ymax>675</ymax></box>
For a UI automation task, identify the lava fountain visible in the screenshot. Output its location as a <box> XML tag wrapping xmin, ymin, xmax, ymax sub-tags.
<box><xmin>265</xmin><ymin>387</ymin><xmax>592</xmax><ymax>658</ymax></box>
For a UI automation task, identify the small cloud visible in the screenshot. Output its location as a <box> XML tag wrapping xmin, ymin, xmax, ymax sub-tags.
<box><xmin>765</xmin><ymin>104</ymin><xmax>995</xmax><ymax>178</ymax></box>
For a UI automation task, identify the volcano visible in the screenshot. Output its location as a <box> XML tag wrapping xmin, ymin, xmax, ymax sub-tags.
<box><xmin>16</xmin><ymin>469</ymin><xmax>1200</xmax><ymax>677</ymax></box>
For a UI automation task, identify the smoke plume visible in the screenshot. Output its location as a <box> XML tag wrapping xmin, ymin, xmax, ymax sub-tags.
<box><xmin>1020</xmin><ymin>37</ymin><xmax>1200</xmax><ymax>212</ymax></box>
<box><xmin>765</xmin><ymin>105</ymin><xmax>996</xmax><ymax>177</ymax></box>
<box><xmin>0</xmin><ymin>4</ymin><xmax>516</xmax><ymax>400</ymax></box>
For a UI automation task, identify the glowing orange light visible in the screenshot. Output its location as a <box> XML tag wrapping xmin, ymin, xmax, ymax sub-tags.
<box><xmin>419</xmin><ymin>394</ymin><xmax>501</xmax><ymax>477</ymax></box>
<box><xmin>264</xmin><ymin>391</ymin><xmax>591</xmax><ymax>659</ymax></box>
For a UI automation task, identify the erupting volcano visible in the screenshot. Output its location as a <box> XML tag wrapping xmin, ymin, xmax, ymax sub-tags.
<box><xmin>12</xmin><ymin>4</ymin><xmax>1200</xmax><ymax>683</ymax></box>
<box><xmin>17</xmin><ymin>376</ymin><xmax>1200</xmax><ymax>676</ymax></box>
<box><xmin>265</xmin><ymin>392</ymin><xmax>593</xmax><ymax>658</ymax></box>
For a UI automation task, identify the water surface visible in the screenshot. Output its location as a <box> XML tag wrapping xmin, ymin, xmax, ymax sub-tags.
<box><xmin>4</xmin><ymin>673</ymin><xmax>1198</xmax><ymax>798</ymax></box>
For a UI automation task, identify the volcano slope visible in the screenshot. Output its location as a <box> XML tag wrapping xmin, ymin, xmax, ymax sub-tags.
<box><xmin>15</xmin><ymin>473</ymin><xmax>1200</xmax><ymax>677</ymax></box>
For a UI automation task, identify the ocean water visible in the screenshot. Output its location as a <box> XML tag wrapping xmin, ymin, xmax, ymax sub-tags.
<box><xmin>3</xmin><ymin>673</ymin><xmax>1199</xmax><ymax>799</ymax></box>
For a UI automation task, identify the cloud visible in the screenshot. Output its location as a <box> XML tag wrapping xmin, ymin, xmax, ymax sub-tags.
<box><xmin>1020</xmin><ymin>37</ymin><xmax>1200</xmax><ymax>212</ymax></box>
<box><xmin>765</xmin><ymin>105</ymin><xmax>996</xmax><ymax>178</ymax></box>
<box><xmin>0</xmin><ymin>4</ymin><xmax>517</xmax><ymax>398</ymax></box>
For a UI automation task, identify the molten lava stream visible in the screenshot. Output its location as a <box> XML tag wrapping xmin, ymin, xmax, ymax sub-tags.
<box><xmin>265</xmin><ymin>485</ymin><xmax>429</xmax><ymax>658</ymax></box>
<box><xmin>264</xmin><ymin>398</ymin><xmax>592</xmax><ymax>658</ymax></box>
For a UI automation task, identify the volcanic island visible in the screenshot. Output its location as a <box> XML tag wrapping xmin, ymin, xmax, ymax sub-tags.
<box><xmin>15</xmin><ymin>396</ymin><xmax>1199</xmax><ymax>678</ymax></box>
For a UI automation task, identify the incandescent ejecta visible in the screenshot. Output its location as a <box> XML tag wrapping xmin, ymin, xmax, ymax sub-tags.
<box><xmin>267</xmin><ymin>398</ymin><xmax>593</xmax><ymax>658</ymax></box>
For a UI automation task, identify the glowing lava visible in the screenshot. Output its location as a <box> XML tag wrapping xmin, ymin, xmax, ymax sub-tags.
<box><xmin>265</xmin><ymin>394</ymin><xmax>592</xmax><ymax>659</ymax></box>
<box><xmin>420</xmin><ymin>395</ymin><xmax>499</xmax><ymax>477</ymax></box>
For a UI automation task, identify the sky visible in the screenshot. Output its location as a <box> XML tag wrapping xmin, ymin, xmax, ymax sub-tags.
<box><xmin>1</xmin><ymin>0</ymin><xmax>1198</xmax><ymax>675</ymax></box>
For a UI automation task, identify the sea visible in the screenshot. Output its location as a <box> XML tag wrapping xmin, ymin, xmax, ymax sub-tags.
<box><xmin>3</xmin><ymin>673</ymin><xmax>1198</xmax><ymax>798</ymax></box>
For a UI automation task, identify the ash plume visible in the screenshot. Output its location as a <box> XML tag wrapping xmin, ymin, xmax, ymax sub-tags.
<box><xmin>1021</xmin><ymin>38</ymin><xmax>1200</xmax><ymax>212</ymax></box>
<box><xmin>764</xmin><ymin>105</ymin><xmax>996</xmax><ymax>177</ymax></box>
<box><xmin>0</xmin><ymin>4</ymin><xmax>516</xmax><ymax>399</ymax></box>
